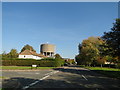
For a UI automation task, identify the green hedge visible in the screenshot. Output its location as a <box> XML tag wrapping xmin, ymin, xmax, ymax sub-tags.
<box><xmin>41</xmin><ymin>58</ymin><xmax>56</xmax><ymax>61</ymax></box>
<box><xmin>116</xmin><ymin>63</ymin><xmax>120</xmax><ymax>69</ymax></box>
<box><xmin>2</xmin><ymin>58</ymin><xmax>36</xmax><ymax>60</ymax></box>
<box><xmin>2</xmin><ymin>59</ymin><xmax>65</xmax><ymax>67</ymax></box>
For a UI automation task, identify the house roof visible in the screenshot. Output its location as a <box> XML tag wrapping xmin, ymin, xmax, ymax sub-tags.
<box><xmin>19</xmin><ymin>50</ymin><xmax>46</xmax><ymax>57</ymax></box>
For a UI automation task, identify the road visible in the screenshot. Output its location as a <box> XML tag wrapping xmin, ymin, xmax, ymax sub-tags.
<box><xmin>2</xmin><ymin>66</ymin><xmax>120</xmax><ymax>89</ymax></box>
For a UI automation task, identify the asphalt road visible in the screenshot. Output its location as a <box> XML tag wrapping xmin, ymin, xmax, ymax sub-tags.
<box><xmin>2</xmin><ymin>66</ymin><xmax>120</xmax><ymax>89</ymax></box>
<box><xmin>2</xmin><ymin>69</ymin><xmax>54</xmax><ymax>89</ymax></box>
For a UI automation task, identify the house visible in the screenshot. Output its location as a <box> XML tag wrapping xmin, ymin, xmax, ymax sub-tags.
<box><xmin>104</xmin><ymin>61</ymin><xmax>115</xmax><ymax>65</ymax></box>
<box><xmin>18</xmin><ymin>50</ymin><xmax>46</xmax><ymax>60</ymax></box>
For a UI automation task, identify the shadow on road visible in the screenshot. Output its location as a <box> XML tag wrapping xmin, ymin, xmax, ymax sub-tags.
<box><xmin>2</xmin><ymin>77</ymin><xmax>91</xmax><ymax>89</ymax></box>
<box><xmin>68</xmin><ymin>65</ymin><xmax>82</xmax><ymax>67</ymax></box>
<box><xmin>54</xmin><ymin>66</ymin><xmax>120</xmax><ymax>79</ymax></box>
<box><xmin>2</xmin><ymin>76</ymin><xmax>120</xmax><ymax>89</ymax></box>
<box><xmin>90</xmin><ymin>70</ymin><xmax>120</xmax><ymax>79</ymax></box>
<box><xmin>53</xmin><ymin>67</ymin><xmax>99</xmax><ymax>77</ymax></box>
<box><xmin>2</xmin><ymin>66</ymin><xmax>120</xmax><ymax>89</ymax></box>
<box><xmin>2</xmin><ymin>77</ymin><xmax>37</xmax><ymax>89</ymax></box>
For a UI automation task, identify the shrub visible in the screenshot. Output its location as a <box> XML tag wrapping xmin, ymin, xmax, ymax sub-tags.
<box><xmin>2</xmin><ymin>58</ymin><xmax>65</xmax><ymax>67</ymax></box>
<box><xmin>116</xmin><ymin>63</ymin><xmax>120</xmax><ymax>69</ymax></box>
<box><xmin>41</xmin><ymin>58</ymin><xmax>56</xmax><ymax>61</ymax></box>
<box><xmin>2</xmin><ymin>58</ymin><xmax>36</xmax><ymax>60</ymax></box>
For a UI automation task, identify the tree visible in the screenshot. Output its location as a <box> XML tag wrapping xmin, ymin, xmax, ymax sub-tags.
<box><xmin>2</xmin><ymin>51</ymin><xmax>7</xmax><ymax>58</ymax></box>
<box><xmin>76</xmin><ymin>37</ymin><xmax>105</xmax><ymax>66</ymax></box>
<box><xmin>78</xmin><ymin>43</ymin><xmax>82</xmax><ymax>54</ymax></box>
<box><xmin>102</xmin><ymin>18</ymin><xmax>120</xmax><ymax>62</ymax></box>
<box><xmin>75</xmin><ymin>44</ymin><xmax>84</xmax><ymax>65</ymax></box>
<box><xmin>75</xmin><ymin>54</ymin><xmax>86</xmax><ymax>65</ymax></box>
<box><xmin>21</xmin><ymin>44</ymin><xmax>36</xmax><ymax>52</ymax></box>
<box><xmin>7</xmin><ymin>49</ymin><xmax>18</xmax><ymax>58</ymax></box>
<box><xmin>2</xmin><ymin>51</ymin><xmax>10</xmax><ymax>59</ymax></box>
<box><xmin>55</xmin><ymin>53</ymin><xmax>62</xmax><ymax>59</ymax></box>
<box><xmin>96</xmin><ymin>56</ymin><xmax>106</xmax><ymax>67</ymax></box>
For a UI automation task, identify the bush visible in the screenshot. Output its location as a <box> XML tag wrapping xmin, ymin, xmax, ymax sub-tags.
<box><xmin>41</xmin><ymin>58</ymin><xmax>56</xmax><ymax>61</ymax></box>
<box><xmin>41</xmin><ymin>58</ymin><xmax>65</xmax><ymax>66</ymax></box>
<box><xmin>2</xmin><ymin>58</ymin><xmax>65</xmax><ymax>67</ymax></box>
<box><xmin>79</xmin><ymin>65</ymin><xmax>85</xmax><ymax>67</ymax></box>
<box><xmin>55</xmin><ymin>58</ymin><xmax>65</xmax><ymax>66</ymax></box>
<box><xmin>2</xmin><ymin>58</ymin><xmax>36</xmax><ymax>60</ymax></box>
<box><xmin>116</xmin><ymin>63</ymin><xmax>120</xmax><ymax>69</ymax></box>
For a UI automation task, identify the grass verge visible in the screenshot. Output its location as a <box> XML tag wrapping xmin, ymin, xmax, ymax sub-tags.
<box><xmin>84</xmin><ymin>66</ymin><xmax>120</xmax><ymax>79</ymax></box>
<box><xmin>1</xmin><ymin>66</ymin><xmax>57</xmax><ymax>70</ymax></box>
<box><xmin>0</xmin><ymin>76</ymin><xmax>9</xmax><ymax>79</ymax></box>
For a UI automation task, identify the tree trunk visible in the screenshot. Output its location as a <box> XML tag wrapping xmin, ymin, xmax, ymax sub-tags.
<box><xmin>89</xmin><ymin>63</ymin><xmax>91</xmax><ymax>67</ymax></box>
<box><xmin>101</xmin><ymin>64</ymin><xmax>102</xmax><ymax>67</ymax></box>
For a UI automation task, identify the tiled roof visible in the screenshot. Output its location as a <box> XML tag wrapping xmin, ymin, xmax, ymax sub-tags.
<box><xmin>19</xmin><ymin>50</ymin><xmax>46</xmax><ymax>57</ymax></box>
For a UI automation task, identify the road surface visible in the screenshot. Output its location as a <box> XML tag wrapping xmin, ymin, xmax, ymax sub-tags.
<box><xmin>2</xmin><ymin>66</ymin><xmax>120</xmax><ymax>89</ymax></box>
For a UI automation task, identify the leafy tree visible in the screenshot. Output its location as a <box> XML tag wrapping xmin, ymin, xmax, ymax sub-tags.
<box><xmin>75</xmin><ymin>54</ymin><xmax>86</xmax><ymax>65</ymax></box>
<box><xmin>21</xmin><ymin>44</ymin><xmax>36</xmax><ymax>52</ymax></box>
<box><xmin>55</xmin><ymin>53</ymin><xmax>62</xmax><ymax>59</ymax></box>
<box><xmin>7</xmin><ymin>49</ymin><xmax>18</xmax><ymax>58</ymax></box>
<box><xmin>76</xmin><ymin>37</ymin><xmax>105</xmax><ymax>66</ymax></box>
<box><xmin>96</xmin><ymin>56</ymin><xmax>106</xmax><ymax>67</ymax></box>
<box><xmin>78</xmin><ymin>43</ymin><xmax>82</xmax><ymax>54</ymax></box>
<box><xmin>102</xmin><ymin>18</ymin><xmax>120</xmax><ymax>62</ymax></box>
<box><xmin>2</xmin><ymin>51</ymin><xmax>7</xmax><ymax>58</ymax></box>
<box><xmin>2</xmin><ymin>51</ymin><xmax>10</xmax><ymax>59</ymax></box>
<box><xmin>2</xmin><ymin>49</ymin><xmax>19</xmax><ymax>59</ymax></box>
<box><xmin>75</xmin><ymin>43</ymin><xmax>87</xmax><ymax>65</ymax></box>
<box><xmin>54</xmin><ymin>54</ymin><xmax>65</xmax><ymax>66</ymax></box>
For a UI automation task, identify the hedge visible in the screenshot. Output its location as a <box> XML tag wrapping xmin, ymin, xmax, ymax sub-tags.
<box><xmin>2</xmin><ymin>59</ymin><xmax>65</xmax><ymax>67</ymax></box>
<box><xmin>2</xmin><ymin>58</ymin><xmax>36</xmax><ymax>60</ymax></box>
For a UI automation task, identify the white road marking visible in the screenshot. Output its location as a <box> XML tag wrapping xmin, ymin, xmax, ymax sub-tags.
<box><xmin>29</xmin><ymin>82</ymin><xmax>37</xmax><ymax>86</ymax></box>
<box><xmin>74</xmin><ymin>67</ymin><xmax>89</xmax><ymax>81</ymax></box>
<box><xmin>35</xmin><ymin>73</ymin><xmax>39</xmax><ymax>74</ymax></box>
<box><xmin>22</xmin><ymin>71</ymin><xmax>59</xmax><ymax>90</ymax></box>
<box><xmin>86</xmin><ymin>69</ymin><xmax>90</xmax><ymax>71</ymax></box>
<box><xmin>28</xmin><ymin>81</ymin><xmax>39</xmax><ymax>86</ymax></box>
<box><xmin>23</xmin><ymin>86</ymin><xmax>29</xmax><ymax>89</ymax></box>
<box><xmin>40</xmin><ymin>75</ymin><xmax>50</xmax><ymax>80</ymax></box>
<box><xmin>44</xmin><ymin>71</ymin><xmax>54</xmax><ymax>75</ymax></box>
<box><xmin>82</xmin><ymin>75</ymin><xmax>88</xmax><ymax>81</ymax></box>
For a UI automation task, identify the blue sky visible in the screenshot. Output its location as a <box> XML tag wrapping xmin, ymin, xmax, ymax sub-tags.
<box><xmin>2</xmin><ymin>2</ymin><xmax>118</xmax><ymax>59</ymax></box>
<box><xmin>0</xmin><ymin>2</ymin><xmax>2</xmax><ymax>54</ymax></box>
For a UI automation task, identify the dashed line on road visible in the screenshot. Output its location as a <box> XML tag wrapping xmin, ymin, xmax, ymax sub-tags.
<box><xmin>44</xmin><ymin>71</ymin><xmax>55</xmax><ymax>75</ymax></box>
<box><xmin>22</xmin><ymin>71</ymin><xmax>59</xmax><ymax>90</ymax></box>
<box><xmin>74</xmin><ymin>67</ymin><xmax>89</xmax><ymax>81</ymax></box>
<box><xmin>35</xmin><ymin>73</ymin><xmax>39</xmax><ymax>74</ymax></box>
<box><xmin>82</xmin><ymin>75</ymin><xmax>88</xmax><ymax>81</ymax></box>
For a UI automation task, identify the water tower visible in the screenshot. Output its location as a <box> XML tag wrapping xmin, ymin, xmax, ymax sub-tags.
<box><xmin>40</xmin><ymin>44</ymin><xmax>55</xmax><ymax>57</ymax></box>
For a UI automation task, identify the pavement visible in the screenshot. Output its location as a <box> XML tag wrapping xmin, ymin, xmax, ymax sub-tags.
<box><xmin>1</xmin><ymin>66</ymin><xmax>120</xmax><ymax>89</ymax></box>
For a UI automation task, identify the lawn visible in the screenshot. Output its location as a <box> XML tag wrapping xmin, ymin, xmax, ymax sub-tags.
<box><xmin>1</xmin><ymin>66</ymin><xmax>57</xmax><ymax>70</ymax></box>
<box><xmin>0</xmin><ymin>76</ymin><xmax>9</xmax><ymax>79</ymax></box>
<box><xmin>84</xmin><ymin>66</ymin><xmax>120</xmax><ymax>79</ymax></box>
<box><xmin>85</xmin><ymin>67</ymin><xmax>120</xmax><ymax>71</ymax></box>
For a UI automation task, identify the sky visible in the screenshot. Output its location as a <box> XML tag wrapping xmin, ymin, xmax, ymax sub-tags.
<box><xmin>0</xmin><ymin>2</ymin><xmax>2</xmax><ymax>55</ymax></box>
<box><xmin>2</xmin><ymin>2</ymin><xmax>118</xmax><ymax>59</ymax></box>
